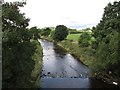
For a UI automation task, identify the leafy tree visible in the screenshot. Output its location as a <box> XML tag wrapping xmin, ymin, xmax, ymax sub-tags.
<box><xmin>92</xmin><ymin>1</ymin><xmax>120</xmax><ymax>46</ymax></box>
<box><xmin>53</xmin><ymin>25</ymin><xmax>68</xmax><ymax>41</ymax></box>
<box><xmin>78</xmin><ymin>32</ymin><xmax>91</xmax><ymax>47</ymax></box>
<box><xmin>41</xmin><ymin>27</ymin><xmax>51</xmax><ymax>36</ymax></box>
<box><xmin>29</xmin><ymin>26</ymin><xmax>39</xmax><ymax>39</ymax></box>
<box><xmin>92</xmin><ymin>1</ymin><xmax>120</xmax><ymax>77</ymax></box>
<box><xmin>2</xmin><ymin>2</ymin><xmax>37</xmax><ymax>88</ymax></box>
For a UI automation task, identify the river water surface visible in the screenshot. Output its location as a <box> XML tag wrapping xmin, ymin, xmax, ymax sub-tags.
<box><xmin>39</xmin><ymin>39</ymin><xmax>117</xmax><ymax>88</ymax></box>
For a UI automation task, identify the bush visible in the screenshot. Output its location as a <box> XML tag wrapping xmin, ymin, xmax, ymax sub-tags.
<box><xmin>78</xmin><ymin>32</ymin><xmax>91</xmax><ymax>47</ymax></box>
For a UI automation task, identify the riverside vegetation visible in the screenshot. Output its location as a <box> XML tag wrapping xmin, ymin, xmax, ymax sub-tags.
<box><xmin>2</xmin><ymin>2</ymin><xmax>43</xmax><ymax>88</ymax></box>
<box><xmin>2</xmin><ymin>1</ymin><xmax>120</xmax><ymax>88</ymax></box>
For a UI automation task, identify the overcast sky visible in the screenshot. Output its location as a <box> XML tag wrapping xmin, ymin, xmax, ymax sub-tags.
<box><xmin>5</xmin><ymin>0</ymin><xmax>118</xmax><ymax>29</ymax></box>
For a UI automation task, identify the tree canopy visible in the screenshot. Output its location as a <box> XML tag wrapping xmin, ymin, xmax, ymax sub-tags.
<box><xmin>53</xmin><ymin>25</ymin><xmax>68</xmax><ymax>41</ymax></box>
<box><xmin>41</xmin><ymin>27</ymin><xmax>51</xmax><ymax>36</ymax></box>
<box><xmin>92</xmin><ymin>1</ymin><xmax>120</xmax><ymax>77</ymax></box>
<box><xmin>2</xmin><ymin>2</ymin><xmax>38</xmax><ymax>88</ymax></box>
<box><xmin>29</xmin><ymin>26</ymin><xmax>40</xmax><ymax>39</ymax></box>
<box><xmin>78</xmin><ymin>32</ymin><xmax>91</xmax><ymax>47</ymax></box>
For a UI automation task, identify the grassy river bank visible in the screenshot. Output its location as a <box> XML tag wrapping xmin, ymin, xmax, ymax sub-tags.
<box><xmin>30</xmin><ymin>40</ymin><xmax>43</xmax><ymax>88</ymax></box>
<box><xmin>57</xmin><ymin>40</ymin><xmax>120</xmax><ymax>86</ymax></box>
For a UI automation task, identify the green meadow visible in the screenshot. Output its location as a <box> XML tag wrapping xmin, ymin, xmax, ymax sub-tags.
<box><xmin>66</xmin><ymin>34</ymin><xmax>81</xmax><ymax>41</ymax></box>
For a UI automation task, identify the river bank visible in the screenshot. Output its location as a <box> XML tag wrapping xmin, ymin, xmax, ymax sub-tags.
<box><xmin>57</xmin><ymin>40</ymin><xmax>120</xmax><ymax>87</ymax></box>
<box><xmin>57</xmin><ymin>40</ymin><xmax>95</xmax><ymax>67</ymax></box>
<box><xmin>31</xmin><ymin>40</ymin><xmax>43</xmax><ymax>88</ymax></box>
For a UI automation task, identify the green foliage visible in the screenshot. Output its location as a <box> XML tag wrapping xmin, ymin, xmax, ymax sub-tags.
<box><xmin>81</xmin><ymin>28</ymin><xmax>91</xmax><ymax>32</ymax></box>
<box><xmin>58</xmin><ymin>40</ymin><xmax>95</xmax><ymax>66</ymax></box>
<box><xmin>92</xmin><ymin>1</ymin><xmax>120</xmax><ymax>78</ymax></box>
<box><xmin>93</xmin><ymin>31</ymin><xmax>119</xmax><ymax>72</ymax></box>
<box><xmin>29</xmin><ymin>27</ymin><xmax>40</xmax><ymax>39</ymax></box>
<box><xmin>78</xmin><ymin>32</ymin><xmax>95</xmax><ymax>47</ymax></box>
<box><xmin>50</xmin><ymin>30</ymin><xmax>55</xmax><ymax>39</ymax></box>
<box><xmin>31</xmin><ymin>40</ymin><xmax>43</xmax><ymax>87</ymax></box>
<box><xmin>41</xmin><ymin>27</ymin><xmax>51</xmax><ymax>36</ymax></box>
<box><xmin>92</xmin><ymin>1</ymin><xmax>120</xmax><ymax>45</ymax></box>
<box><xmin>53</xmin><ymin>25</ymin><xmax>68</xmax><ymax>41</ymax></box>
<box><xmin>67</xmin><ymin>33</ymin><xmax>81</xmax><ymax>41</ymax></box>
<box><xmin>68</xmin><ymin>28</ymin><xmax>80</xmax><ymax>34</ymax></box>
<box><xmin>2</xmin><ymin>2</ymin><xmax>42</xmax><ymax>88</ymax></box>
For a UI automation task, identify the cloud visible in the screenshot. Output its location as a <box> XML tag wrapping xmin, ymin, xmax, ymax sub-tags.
<box><xmin>5</xmin><ymin>0</ymin><xmax>118</xmax><ymax>29</ymax></box>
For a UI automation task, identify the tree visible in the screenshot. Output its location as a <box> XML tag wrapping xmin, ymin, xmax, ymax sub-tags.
<box><xmin>53</xmin><ymin>25</ymin><xmax>68</xmax><ymax>41</ymax></box>
<box><xmin>92</xmin><ymin>1</ymin><xmax>120</xmax><ymax>77</ymax></box>
<box><xmin>29</xmin><ymin>26</ymin><xmax>39</xmax><ymax>39</ymax></box>
<box><xmin>92</xmin><ymin>1</ymin><xmax>120</xmax><ymax>46</ymax></box>
<box><xmin>78</xmin><ymin>32</ymin><xmax>91</xmax><ymax>47</ymax></box>
<box><xmin>41</xmin><ymin>27</ymin><xmax>51</xmax><ymax>36</ymax></box>
<box><xmin>2</xmin><ymin>2</ymin><xmax>37</xmax><ymax>88</ymax></box>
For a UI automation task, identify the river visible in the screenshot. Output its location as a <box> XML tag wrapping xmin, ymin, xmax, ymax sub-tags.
<box><xmin>38</xmin><ymin>39</ymin><xmax>118</xmax><ymax>88</ymax></box>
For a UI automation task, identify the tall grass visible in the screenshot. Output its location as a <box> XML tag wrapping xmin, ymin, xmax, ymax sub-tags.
<box><xmin>31</xmin><ymin>40</ymin><xmax>43</xmax><ymax>88</ymax></box>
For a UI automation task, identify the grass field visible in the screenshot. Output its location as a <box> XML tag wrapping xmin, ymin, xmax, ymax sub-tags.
<box><xmin>66</xmin><ymin>34</ymin><xmax>81</xmax><ymax>41</ymax></box>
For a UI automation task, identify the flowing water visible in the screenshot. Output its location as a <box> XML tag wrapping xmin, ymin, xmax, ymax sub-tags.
<box><xmin>39</xmin><ymin>39</ymin><xmax>118</xmax><ymax>88</ymax></box>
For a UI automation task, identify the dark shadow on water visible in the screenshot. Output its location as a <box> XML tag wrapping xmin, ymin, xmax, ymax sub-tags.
<box><xmin>89</xmin><ymin>77</ymin><xmax>119</xmax><ymax>88</ymax></box>
<box><xmin>54</xmin><ymin>44</ymin><xmax>67</xmax><ymax>55</ymax></box>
